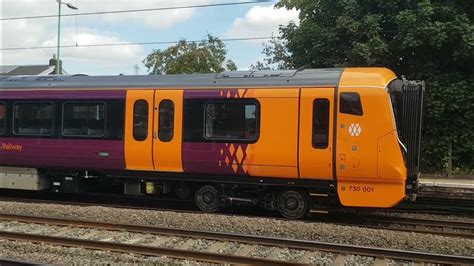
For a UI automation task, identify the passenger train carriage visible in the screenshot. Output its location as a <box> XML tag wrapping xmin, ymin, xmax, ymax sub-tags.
<box><xmin>0</xmin><ymin>68</ymin><xmax>424</xmax><ymax>219</ymax></box>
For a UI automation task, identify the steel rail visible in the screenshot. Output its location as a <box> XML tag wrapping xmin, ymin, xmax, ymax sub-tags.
<box><xmin>0</xmin><ymin>231</ymin><xmax>293</xmax><ymax>265</ymax></box>
<box><xmin>344</xmin><ymin>214</ymin><xmax>474</xmax><ymax>238</ymax></box>
<box><xmin>0</xmin><ymin>258</ymin><xmax>42</xmax><ymax>266</ymax></box>
<box><xmin>0</xmin><ymin>196</ymin><xmax>472</xmax><ymax>238</ymax></box>
<box><xmin>0</xmin><ymin>213</ymin><xmax>472</xmax><ymax>264</ymax></box>
<box><xmin>353</xmin><ymin>215</ymin><xmax>474</xmax><ymax>239</ymax></box>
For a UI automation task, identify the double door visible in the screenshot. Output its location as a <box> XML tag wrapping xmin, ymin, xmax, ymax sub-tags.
<box><xmin>125</xmin><ymin>89</ymin><xmax>183</xmax><ymax>172</ymax></box>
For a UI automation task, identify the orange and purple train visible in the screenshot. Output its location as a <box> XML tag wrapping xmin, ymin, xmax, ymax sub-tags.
<box><xmin>0</xmin><ymin>68</ymin><xmax>424</xmax><ymax>218</ymax></box>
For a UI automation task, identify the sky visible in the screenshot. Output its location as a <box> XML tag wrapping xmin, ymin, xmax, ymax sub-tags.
<box><xmin>0</xmin><ymin>0</ymin><xmax>299</xmax><ymax>75</ymax></box>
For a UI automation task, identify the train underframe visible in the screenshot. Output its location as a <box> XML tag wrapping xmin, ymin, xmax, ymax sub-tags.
<box><xmin>1</xmin><ymin>166</ymin><xmax>339</xmax><ymax>219</ymax></box>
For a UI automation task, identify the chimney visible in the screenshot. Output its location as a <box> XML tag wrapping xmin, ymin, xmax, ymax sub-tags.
<box><xmin>49</xmin><ymin>54</ymin><xmax>62</xmax><ymax>74</ymax></box>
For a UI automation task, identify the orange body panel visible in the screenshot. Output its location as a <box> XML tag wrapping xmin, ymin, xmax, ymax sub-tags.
<box><xmin>339</xmin><ymin>68</ymin><xmax>397</xmax><ymax>88</ymax></box>
<box><xmin>336</xmin><ymin>178</ymin><xmax>405</xmax><ymax>207</ymax></box>
<box><xmin>337</xmin><ymin>68</ymin><xmax>407</xmax><ymax>207</ymax></box>
<box><xmin>299</xmin><ymin>88</ymin><xmax>334</xmax><ymax>180</ymax></box>
<box><xmin>153</xmin><ymin>90</ymin><xmax>183</xmax><ymax>172</ymax></box>
<box><xmin>225</xmin><ymin>89</ymin><xmax>300</xmax><ymax>178</ymax></box>
<box><xmin>124</xmin><ymin>90</ymin><xmax>154</xmax><ymax>170</ymax></box>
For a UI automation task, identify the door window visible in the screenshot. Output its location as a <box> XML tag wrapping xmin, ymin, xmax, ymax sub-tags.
<box><xmin>133</xmin><ymin>100</ymin><xmax>148</xmax><ymax>141</ymax></box>
<box><xmin>312</xmin><ymin>99</ymin><xmax>330</xmax><ymax>149</ymax></box>
<box><xmin>158</xmin><ymin>100</ymin><xmax>174</xmax><ymax>142</ymax></box>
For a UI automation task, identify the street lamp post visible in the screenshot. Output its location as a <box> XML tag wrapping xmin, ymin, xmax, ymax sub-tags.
<box><xmin>56</xmin><ymin>0</ymin><xmax>78</xmax><ymax>74</ymax></box>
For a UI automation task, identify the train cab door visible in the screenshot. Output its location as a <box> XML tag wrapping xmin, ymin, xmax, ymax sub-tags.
<box><xmin>152</xmin><ymin>90</ymin><xmax>184</xmax><ymax>172</ymax></box>
<box><xmin>298</xmin><ymin>88</ymin><xmax>335</xmax><ymax>180</ymax></box>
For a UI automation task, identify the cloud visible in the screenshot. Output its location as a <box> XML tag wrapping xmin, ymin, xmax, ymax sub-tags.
<box><xmin>0</xmin><ymin>1</ymin><xmax>149</xmax><ymax>74</ymax></box>
<box><xmin>1</xmin><ymin>25</ymin><xmax>145</xmax><ymax>75</ymax></box>
<box><xmin>225</xmin><ymin>4</ymin><xmax>299</xmax><ymax>41</ymax></box>
<box><xmin>88</xmin><ymin>0</ymin><xmax>201</xmax><ymax>29</ymax></box>
<box><xmin>1</xmin><ymin>0</ymin><xmax>211</xmax><ymax>30</ymax></box>
<box><xmin>42</xmin><ymin>28</ymin><xmax>145</xmax><ymax>63</ymax></box>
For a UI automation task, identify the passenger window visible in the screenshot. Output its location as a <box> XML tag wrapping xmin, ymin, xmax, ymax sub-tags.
<box><xmin>312</xmin><ymin>99</ymin><xmax>330</xmax><ymax>149</ymax></box>
<box><xmin>158</xmin><ymin>100</ymin><xmax>174</xmax><ymax>142</ymax></box>
<box><xmin>0</xmin><ymin>103</ymin><xmax>5</xmax><ymax>135</ymax></box>
<box><xmin>340</xmin><ymin>92</ymin><xmax>363</xmax><ymax>116</ymax></box>
<box><xmin>63</xmin><ymin>103</ymin><xmax>105</xmax><ymax>137</ymax></box>
<box><xmin>14</xmin><ymin>102</ymin><xmax>54</xmax><ymax>135</ymax></box>
<box><xmin>204</xmin><ymin>100</ymin><xmax>258</xmax><ymax>141</ymax></box>
<box><xmin>133</xmin><ymin>100</ymin><xmax>148</xmax><ymax>141</ymax></box>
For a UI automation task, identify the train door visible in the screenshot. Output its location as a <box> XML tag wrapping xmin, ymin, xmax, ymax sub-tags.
<box><xmin>125</xmin><ymin>90</ymin><xmax>154</xmax><ymax>170</ymax></box>
<box><xmin>152</xmin><ymin>90</ymin><xmax>183</xmax><ymax>172</ymax></box>
<box><xmin>298</xmin><ymin>88</ymin><xmax>334</xmax><ymax>180</ymax></box>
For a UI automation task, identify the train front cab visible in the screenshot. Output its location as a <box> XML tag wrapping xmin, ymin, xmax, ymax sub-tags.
<box><xmin>334</xmin><ymin>68</ymin><xmax>407</xmax><ymax>208</ymax></box>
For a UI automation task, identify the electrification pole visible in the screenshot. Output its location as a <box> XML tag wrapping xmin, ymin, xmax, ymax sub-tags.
<box><xmin>56</xmin><ymin>0</ymin><xmax>78</xmax><ymax>74</ymax></box>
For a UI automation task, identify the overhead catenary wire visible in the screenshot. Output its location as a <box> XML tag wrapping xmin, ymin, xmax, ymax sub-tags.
<box><xmin>0</xmin><ymin>36</ymin><xmax>279</xmax><ymax>51</ymax></box>
<box><xmin>0</xmin><ymin>0</ymin><xmax>273</xmax><ymax>21</ymax></box>
<box><xmin>1</xmin><ymin>29</ymin><xmax>404</xmax><ymax>51</ymax></box>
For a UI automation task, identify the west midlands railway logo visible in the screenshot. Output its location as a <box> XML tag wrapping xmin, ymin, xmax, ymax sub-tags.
<box><xmin>349</xmin><ymin>124</ymin><xmax>362</xmax><ymax>137</ymax></box>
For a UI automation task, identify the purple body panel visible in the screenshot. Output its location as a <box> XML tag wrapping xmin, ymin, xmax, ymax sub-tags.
<box><xmin>0</xmin><ymin>90</ymin><xmax>126</xmax><ymax>170</ymax></box>
<box><xmin>1</xmin><ymin>90</ymin><xmax>126</xmax><ymax>99</ymax></box>
<box><xmin>0</xmin><ymin>137</ymin><xmax>124</xmax><ymax>170</ymax></box>
<box><xmin>182</xmin><ymin>142</ymin><xmax>249</xmax><ymax>176</ymax></box>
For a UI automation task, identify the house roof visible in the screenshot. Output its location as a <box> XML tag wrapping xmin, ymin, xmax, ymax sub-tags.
<box><xmin>0</xmin><ymin>65</ymin><xmax>65</xmax><ymax>76</ymax></box>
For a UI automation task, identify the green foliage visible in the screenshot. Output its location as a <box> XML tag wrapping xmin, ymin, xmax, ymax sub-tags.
<box><xmin>144</xmin><ymin>34</ymin><xmax>237</xmax><ymax>75</ymax></box>
<box><xmin>263</xmin><ymin>0</ymin><xmax>473</xmax><ymax>172</ymax></box>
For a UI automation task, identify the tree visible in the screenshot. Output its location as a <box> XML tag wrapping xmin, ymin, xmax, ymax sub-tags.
<box><xmin>250</xmin><ymin>37</ymin><xmax>294</xmax><ymax>70</ymax></box>
<box><xmin>144</xmin><ymin>34</ymin><xmax>237</xmax><ymax>75</ymax></box>
<box><xmin>263</xmin><ymin>0</ymin><xmax>473</xmax><ymax>173</ymax></box>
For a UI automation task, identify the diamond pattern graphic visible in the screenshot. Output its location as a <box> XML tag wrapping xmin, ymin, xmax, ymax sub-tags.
<box><xmin>349</xmin><ymin>123</ymin><xmax>362</xmax><ymax>136</ymax></box>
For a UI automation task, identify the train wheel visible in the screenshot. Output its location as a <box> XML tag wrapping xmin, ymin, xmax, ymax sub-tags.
<box><xmin>195</xmin><ymin>185</ymin><xmax>221</xmax><ymax>213</ymax></box>
<box><xmin>278</xmin><ymin>190</ymin><xmax>309</xmax><ymax>219</ymax></box>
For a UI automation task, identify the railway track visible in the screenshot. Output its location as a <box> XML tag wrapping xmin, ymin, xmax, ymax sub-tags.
<box><xmin>0</xmin><ymin>195</ymin><xmax>472</xmax><ymax>239</ymax></box>
<box><xmin>344</xmin><ymin>214</ymin><xmax>474</xmax><ymax>239</ymax></box>
<box><xmin>0</xmin><ymin>258</ymin><xmax>41</xmax><ymax>266</ymax></box>
<box><xmin>0</xmin><ymin>213</ymin><xmax>473</xmax><ymax>265</ymax></box>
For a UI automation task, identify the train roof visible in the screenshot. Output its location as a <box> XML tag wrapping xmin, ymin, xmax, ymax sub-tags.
<box><xmin>0</xmin><ymin>68</ymin><xmax>396</xmax><ymax>90</ymax></box>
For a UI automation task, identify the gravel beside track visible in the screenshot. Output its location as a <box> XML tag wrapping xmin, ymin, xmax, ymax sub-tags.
<box><xmin>0</xmin><ymin>239</ymin><xmax>200</xmax><ymax>265</ymax></box>
<box><xmin>369</xmin><ymin>210</ymin><xmax>473</xmax><ymax>222</ymax></box>
<box><xmin>0</xmin><ymin>201</ymin><xmax>472</xmax><ymax>257</ymax></box>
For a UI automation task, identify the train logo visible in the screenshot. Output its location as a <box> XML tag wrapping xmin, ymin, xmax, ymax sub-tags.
<box><xmin>349</xmin><ymin>124</ymin><xmax>362</xmax><ymax>137</ymax></box>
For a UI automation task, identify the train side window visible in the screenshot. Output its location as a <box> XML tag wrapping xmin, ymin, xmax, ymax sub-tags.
<box><xmin>204</xmin><ymin>100</ymin><xmax>258</xmax><ymax>141</ymax></box>
<box><xmin>133</xmin><ymin>100</ymin><xmax>148</xmax><ymax>141</ymax></box>
<box><xmin>63</xmin><ymin>103</ymin><xmax>105</xmax><ymax>137</ymax></box>
<box><xmin>13</xmin><ymin>102</ymin><xmax>54</xmax><ymax>136</ymax></box>
<box><xmin>312</xmin><ymin>99</ymin><xmax>330</xmax><ymax>149</ymax></box>
<box><xmin>0</xmin><ymin>103</ymin><xmax>5</xmax><ymax>135</ymax></box>
<box><xmin>158</xmin><ymin>100</ymin><xmax>174</xmax><ymax>142</ymax></box>
<box><xmin>340</xmin><ymin>92</ymin><xmax>363</xmax><ymax>116</ymax></box>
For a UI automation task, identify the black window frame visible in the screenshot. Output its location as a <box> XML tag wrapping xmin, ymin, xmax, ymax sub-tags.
<box><xmin>61</xmin><ymin>101</ymin><xmax>107</xmax><ymax>138</ymax></box>
<box><xmin>202</xmin><ymin>99</ymin><xmax>260</xmax><ymax>143</ymax></box>
<box><xmin>12</xmin><ymin>101</ymin><xmax>55</xmax><ymax>136</ymax></box>
<box><xmin>158</xmin><ymin>99</ymin><xmax>175</xmax><ymax>142</ymax></box>
<box><xmin>0</xmin><ymin>102</ymin><xmax>6</xmax><ymax>135</ymax></box>
<box><xmin>312</xmin><ymin>98</ymin><xmax>330</xmax><ymax>149</ymax></box>
<box><xmin>133</xmin><ymin>100</ymin><xmax>149</xmax><ymax>141</ymax></box>
<box><xmin>339</xmin><ymin>92</ymin><xmax>363</xmax><ymax>116</ymax></box>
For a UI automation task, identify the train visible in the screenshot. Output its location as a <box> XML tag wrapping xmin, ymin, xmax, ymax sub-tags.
<box><xmin>0</xmin><ymin>68</ymin><xmax>424</xmax><ymax>219</ymax></box>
